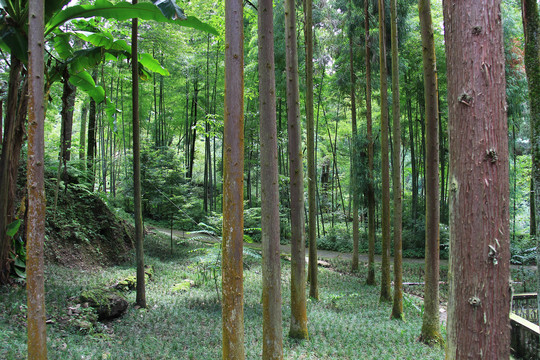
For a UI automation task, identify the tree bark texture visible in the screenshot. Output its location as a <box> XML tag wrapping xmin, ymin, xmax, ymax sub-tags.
<box><xmin>443</xmin><ymin>1</ymin><xmax>510</xmax><ymax>358</ymax></box>
<box><xmin>222</xmin><ymin>0</ymin><xmax>245</xmax><ymax>358</ymax></box>
<box><xmin>286</xmin><ymin>0</ymin><xmax>308</xmax><ymax>339</ymax></box>
<box><xmin>365</xmin><ymin>0</ymin><xmax>376</xmax><ymax>286</ymax></box>
<box><xmin>258</xmin><ymin>0</ymin><xmax>283</xmax><ymax>357</ymax></box>
<box><xmin>418</xmin><ymin>0</ymin><xmax>442</xmax><ymax>344</ymax></box>
<box><xmin>79</xmin><ymin>105</ymin><xmax>88</xmax><ymax>165</ymax></box>
<box><xmin>0</xmin><ymin>56</ymin><xmax>27</xmax><ymax>285</ymax></box>
<box><xmin>378</xmin><ymin>0</ymin><xmax>392</xmax><ymax>303</ymax></box>
<box><xmin>27</xmin><ymin>0</ymin><xmax>47</xmax><ymax>357</ymax></box>
<box><xmin>61</xmin><ymin>68</ymin><xmax>76</xmax><ymax>164</ymax></box>
<box><xmin>390</xmin><ymin>0</ymin><xmax>403</xmax><ymax>320</ymax></box>
<box><xmin>87</xmin><ymin>95</ymin><xmax>96</xmax><ymax>191</ymax></box>
<box><xmin>132</xmin><ymin>0</ymin><xmax>146</xmax><ymax>309</ymax></box>
<box><xmin>304</xmin><ymin>0</ymin><xmax>318</xmax><ymax>301</ymax></box>
<box><xmin>349</xmin><ymin>33</ymin><xmax>360</xmax><ymax>273</ymax></box>
<box><xmin>520</xmin><ymin>0</ymin><xmax>540</xmax><ymax>332</ymax></box>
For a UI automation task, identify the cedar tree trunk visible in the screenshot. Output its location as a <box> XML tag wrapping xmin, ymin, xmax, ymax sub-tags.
<box><xmin>304</xmin><ymin>0</ymin><xmax>318</xmax><ymax>300</ymax></box>
<box><xmin>286</xmin><ymin>0</ymin><xmax>309</xmax><ymax>339</ymax></box>
<box><xmin>378</xmin><ymin>0</ymin><xmax>392</xmax><ymax>303</ymax></box>
<box><xmin>258</xmin><ymin>0</ymin><xmax>283</xmax><ymax>357</ymax></box>
<box><xmin>443</xmin><ymin>0</ymin><xmax>510</xmax><ymax>357</ymax></box>
<box><xmin>222</xmin><ymin>0</ymin><xmax>245</xmax><ymax>357</ymax></box>
<box><xmin>390</xmin><ymin>0</ymin><xmax>403</xmax><ymax>320</ymax></box>
<box><xmin>418</xmin><ymin>0</ymin><xmax>443</xmax><ymax>344</ymax></box>
<box><xmin>365</xmin><ymin>0</ymin><xmax>376</xmax><ymax>286</ymax></box>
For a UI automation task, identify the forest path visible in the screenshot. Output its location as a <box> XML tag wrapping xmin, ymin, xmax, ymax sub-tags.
<box><xmin>152</xmin><ymin>226</ymin><xmax>450</xmax><ymax>323</ymax></box>
<box><xmin>151</xmin><ymin>226</ymin><xmax>442</xmax><ymax>266</ymax></box>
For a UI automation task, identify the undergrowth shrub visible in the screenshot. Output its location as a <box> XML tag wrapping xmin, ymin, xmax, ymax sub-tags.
<box><xmin>317</xmin><ymin>227</ymin><xmax>352</xmax><ymax>252</ymax></box>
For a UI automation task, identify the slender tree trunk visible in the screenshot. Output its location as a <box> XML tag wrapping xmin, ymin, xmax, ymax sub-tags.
<box><xmin>0</xmin><ymin>57</ymin><xmax>26</xmax><ymax>284</ymax></box>
<box><xmin>520</xmin><ymin>0</ymin><xmax>540</xmax><ymax>332</ymax></box>
<box><xmin>444</xmin><ymin>1</ymin><xmax>510</xmax><ymax>357</ymax></box>
<box><xmin>378</xmin><ymin>0</ymin><xmax>392</xmax><ymax>303</ymax></box>
<box><xmin>27</xmin><ymin>0</ymin><xmax>47</xmax><ymax>356</ymax></box>
<box><xmin>132</xmin><ymin>0</ymin><xmax>146</xmax><ymax>309</ymax></box>
<box><xmin>286</xmin><ymin>0</ymin><xmax>308</xmax><ymax>339</ymax></box>
<box><xmin>61</xmin><ymin>68</ymin><xmax>76</xmax><ymax>164</ymax></box>
<box><xmin>79</xmin><ymin>105</ymin><xmax>88</xmax><ymax>166</ymax></box>
<box><xmin>406</xmin><ymin>74</ymin><xmax>418</xmax><ymax>223</ymax></box>
<box><xmin>349</xmin><ymin>32</ymin><xmax>360</xmax><ymax>272</ymax></box>
<box><xmin>418</xmin><ymin>0</ymin><xmax>442</xmax><ymax>343</ymax></box>
<box><xmin>258</xmin><ymin>1</ymin><xmax>283</xmax><ymax>356</ymax></box>
<box><xmin>365</xmin><ymin>0</ymin><xmax>376</xmax><ymax>286</ymax></box>
<box><xmin>222</xmin><ymin>0</ymin><xmax>245</xmax><ymax>357</ymax></box>
<box><xmin>87</xmin><ymin>94</ymin><xmax>97</xmax><ymax>191</ymax></box>
<box><xmin>0</xmin><ymin>99</ymin><xmax>2</xmax><ymax>145</ymax></box>
<box><xmin>390</xmin><ymin>0</ymin><xmax>403</xmax><ymax>320</ymax></box>
<box><xmin>303</xmin><ymin>0</ymin><xmax>318</xmax><ymax>301</ymax></box>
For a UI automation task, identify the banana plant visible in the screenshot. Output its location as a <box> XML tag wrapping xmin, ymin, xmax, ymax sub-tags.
<box><xmin>0</xmin><ymin>0</ymin><xmax>217</xmax><ymax>284</ymax></box>
<box><xmin>0</xmin><ymin>0</ymin><xmax>217</xmax><ymax>62</ymax></box>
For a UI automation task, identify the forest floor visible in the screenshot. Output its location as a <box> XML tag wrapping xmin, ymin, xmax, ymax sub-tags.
<box><xmin>152</xmin><ymin>226</ymin><xmax>431</xmax><ymax>264</ymax></box>
<box><xmin>153</xmin><ymin>226</ymin><xmax>450</xmax><ymax>323</ymax></box>
<box><xmin>1</xmin><ymin>230</ymin><xmax>447</xmax><ymax>359</ymax></box>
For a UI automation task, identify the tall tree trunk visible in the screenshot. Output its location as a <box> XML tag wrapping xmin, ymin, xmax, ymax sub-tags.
<box><xmin>0</xmin><ymin>57</ymin><xmax>26</xmax><ymax>284</ymax></box>
<box><xmin>188</xmin><ymin>80</ymin><xmax>199</xmax><ymax>179</ymax></box>
<box><xmin>0</xmin><ymin>99</ymin><xmax>2</xmax><ymax>144</ymax></box>
<box><xmin>132</xmin><ymin>0</ymin><xmax>146</xmax><ymax>309</ymax></box>
<box><xmin>222</xmin><ymin>0</ymin><xmax>245</xmax><ymax>357</ymax></box>
<box><xmin>304</xmin><ymin>0</ymin><xmax>318</xmax><ymax>301</ymax></box>
<box><xmin>520</xmin><ymin>0</ymin><xmax>540</xmax><ymax>332</ymax></box>
<box><xmin>443</xmin><ymin>1</ymin><xmax>510</xmax><ymax>357</ymax></box>
<box><xmin>439</xmin><ymin>103</ymin><xmax>447</xmax><ymax>223</ymax></box>
<box><xmin>406</xmin><ymin>74</ymin><xmax>418</xmax><ymax>224</ymax></box>
<box><xmin>87</xmin><ymin>93</ymin><xmax>97</xmax><ymax>191</ymax></box>
<box><xmin>61</xmin><ymin>68</ymin><xmax>76</xmax><ymax>164</ymax></box>
<box><xmin>258</xmin><ymin>1</ymin><xmax>283</xmax><ymax>356</ymax></box>
<box><xmin>79</xmin><ymin>105</ymin><xmax>88</xmax><ymax>166</ymax></box>
<box><xmin>390</xmin><ymin>0</ymin><xmax>403</xmax><ymax>320</ymax></box>
<box><xmin>27</xmin><ymin>0</ymin><xmax>47</xmax><ymax>356</ymax></box>
<box><xmin>349</xmin><ymin>31</ymin><xmax>360</xmax><ymax>272</ymax></box>
<box><xmin>418</xmin><ymin>0</ymin><xmax>442</xmax><ymax>343</ymax></box>
<box><xmin>365</xmin><ymin>0</ymin><xmax>376</xmax><ymax>286</ymax></box>
<box><xmin>286</xmin><ymin>0</ymin><xmax>308</xmax><ymax>339</ymax></box>
<box><xmin>378</xmin><ymin>0</ymin><xmax>392</xmax><ymax>303</ymax></box>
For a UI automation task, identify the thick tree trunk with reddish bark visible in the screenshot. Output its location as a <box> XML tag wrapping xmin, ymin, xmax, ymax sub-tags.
<box><xmin>378</xmin><ymin>0</ymin><xmax>392</xmax><ymax>303</ymax></box>
<box><xmin>418</xmin><ymin>0</ymin><xmax>442</xmax><ymax>344</ymax></box>
<box><xmin>27</xmin><ymin>0</ymin><xmax>47</xmax><ymax>357</ymax></box>
<box><xmin>258</xmin><ymin>0</ymin><xmax>283</xmax><ymax>357</ymax></box>
<box><xmin>222</xmin><ymin>0</ymin><xmax>245</xmax><ymax>357</ymax></box>
<box><xmin>443</xmin><ymin>1</ymin><xmax>510</xmax><ymax>357</ymax></box>
<box><xmin>286</xmin><ymin>0</ymin><xmax>308</xmax><ymax>339</ymax></box>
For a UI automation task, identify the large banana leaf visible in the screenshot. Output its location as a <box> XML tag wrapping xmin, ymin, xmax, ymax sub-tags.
<box><xmin>52</xmin><ymin>33</ymin><xmax>73</xmax><ymax>60</ymax></box>
<box><xmin>70</xmin><ymin>31</ymin><xmax>169</xmax><ymax>76</ymax></box>
<box><xmin>69</xmin><ymin>70</ymin><xmax>105</xmax><ymax>104</ymax></box>
<box><xmin>151</xmin><ymin>0</ymin><xmax>186</xmax><ymax>21</ymax></box>
<box><xmin>46</xmin><ymin>0</ymin><xmax>218</xmax><ymax>36</ymax></box>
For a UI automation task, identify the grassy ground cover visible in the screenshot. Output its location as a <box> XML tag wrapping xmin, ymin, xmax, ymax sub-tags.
<box><xmin>0</xmin><ymin>231</ymin><xmax>445</xmax><ymax>359</ymax></box>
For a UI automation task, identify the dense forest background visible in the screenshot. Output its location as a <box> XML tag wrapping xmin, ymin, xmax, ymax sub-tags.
<box><xmin>6</xmin><ymin>0</ymin><xmax>530</xmax><ymax>257</ymax></box>
<box><xmin>0</xmin><ymin>0</ymin><xmax>536</xmax><ymax>358</ymax></box>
